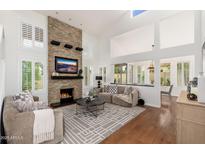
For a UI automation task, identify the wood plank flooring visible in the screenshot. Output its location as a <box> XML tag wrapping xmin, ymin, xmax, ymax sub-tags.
<box><xmin>101</xmin><ymin>95</ymin><xmax>177</xmax><ymax>144</ymax></box>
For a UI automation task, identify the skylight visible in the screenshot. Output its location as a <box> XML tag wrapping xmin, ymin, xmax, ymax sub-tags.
<box><xmin>131</xmin><ymin>10</ymin><xmax>146</xmax><ymax>18</ymax></box>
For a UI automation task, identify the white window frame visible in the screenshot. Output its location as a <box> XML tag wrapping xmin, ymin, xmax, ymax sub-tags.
<box><xmin>177</xmin><ymin>61</ymin><xmax>190</xmax><ymax>87</ymax></box>
<box><xmin>21</xmin><ymin>22</ymin><xmax>44</xmax><ymax>49</ymax></box>
<box><xmin>99</xmin><ymin>66</ymin><xmax>107</xmax><ymax>84</ymax></box>
<box><xmin>20</xmin><ymin>59</ymin><xmax>44</xmax><ymax>92</ymax></box>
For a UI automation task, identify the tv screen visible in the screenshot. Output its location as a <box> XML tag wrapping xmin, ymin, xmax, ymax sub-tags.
<box><xmin>55</xmin><ymin>57</ymin><xmax>78</xmax><ymax>74</ymax></box>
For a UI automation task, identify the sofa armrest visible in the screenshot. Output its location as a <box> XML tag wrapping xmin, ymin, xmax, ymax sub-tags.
<box><xmin>131</xmin><ymin>89</ymin><xmax>139</xmax><ymax>106</ymax></box>
<box><xmin>6</xmin><ymin>111</ymin><xmax>35</xmax><ymax>143</ymax></box>
<box><xmin>52</xmin><ymin>109</ymin><xmax>64</xmax><ymax>143</ymax></box>
<box><xmin>33</xmin><ymin>96</ymin><xmax>39</xmax><ymax>102</ymax></box>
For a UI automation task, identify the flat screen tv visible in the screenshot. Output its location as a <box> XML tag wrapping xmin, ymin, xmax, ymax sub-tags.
<box><xmin>55</xmin><ymin>56</ymin><xmax>78</xmax><ymax>74</ymax></box>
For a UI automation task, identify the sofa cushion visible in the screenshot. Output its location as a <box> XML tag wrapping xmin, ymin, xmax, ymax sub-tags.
<box><xmin>112</xmin><ymin>94</ymin><xmax>132</xmax><ymax>107</ymax></box>
<box><xmin>124</xmin><ymin>86</ymin><xmax>132</xmax><ymax>95</ymax></box>
<box><xmin>115</xmin><ymin>94</ymin><xmax>131</xmax><ymax>103</ymax></box>
<box><xmin>108</xmin><ymin>85</ymin><xmax>117</xmax><ymax>94</ymax></box>
<box><xmin>98</xmin><ymin>92</ymin><xmax>112</xmax><ymax>103</ymax></box>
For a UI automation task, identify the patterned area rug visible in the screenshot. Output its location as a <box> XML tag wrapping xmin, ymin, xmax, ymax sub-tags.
<box><xmin>62</xmin><ymin>103</ymin><xmax>145</xmax><ymax>144</ymax></box>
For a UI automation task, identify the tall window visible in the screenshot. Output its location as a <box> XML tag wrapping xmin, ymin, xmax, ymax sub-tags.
<box><xmin>177</xmin><ymin>62</ymin><xmax>190</xmax><ymax>86</ymax></box>
<box><xmin>103</xmin><ymin>67</ymin><xmax>106</xmax><ymax>83</ymax></box>
<box><xmin>84</xmin><ymin>66</ymin><xmax>91</xmax><ymax>86</ymax></box>
<box><xmin>22</xmin><ymin>61</ymin><xmax>32</xmax><ymax>91</ymax></box>
<box><xmin>114</xmin><ymin>64</ymin><xmax>127</xmax><ymax>84</ymax></box>
<box><xmin>160</xmin><ymin>63</ymin><xmax>171</xmax><ymax>86</ymax></box>
<box><xmin>99</xmin><ymin>67</ymin><xmax>106</xmax><ymax>83</ymax></box>
<box><xmin>22</xmin><ymin>23</ymin><xmax>33</xmax><ymax>48</ymax></box>
<box><xmin>137</xmin><ymin>66</ymin><xmax>145</xmax><ymax>84</ymax></box>
<box><xmin>34</xmin><ymin>27</ymin><xmax>44</xmax><ymax>48</ymax></box>
<box><xmin>22</xmin><ymin>61</ymin><xmax>44</xmax><ymax>91</ymax></box>
<box><xmin>35</xmin><ymin>62</ymin><xmax>43</xmax><ymax>90</ymax></box>
<box><xmin>128</xmin><ymin>64</ymin><xmax>134</xmax><ymax>84</ymax></box>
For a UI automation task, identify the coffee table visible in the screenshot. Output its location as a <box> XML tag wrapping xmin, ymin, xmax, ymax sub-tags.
<box><xmin>76</xmin><ymin>96</ymin><xmax>105</xmax><ymax>117</ymax></box>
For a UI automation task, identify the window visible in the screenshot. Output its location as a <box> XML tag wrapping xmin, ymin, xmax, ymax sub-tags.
<box><xmin>22</xmin><ymin>61</ymin><xmax>44</xmax><ymax>91</ymax></box>
<box><xmin>103</xmin><ymin>67</ymin><xmax>106</xmax><ymax>83</ymax></box>
<box><xmin>137</xmin><ymin>66</ymin><xmax>145</xmax><ymax>84</ymax></box>
<box><xmin>177</xmin><ymin>63</ymin><xmax>182</xmax><ymax>86</ymax></box>
<box><xmin>22</xmin><ymin>23</ymin><xmax>32</xmax><ymax>47</ymax></box>
<box><xmin>99</xmin><ymin>67</ymin><xmax>107</xmax><ymax>83</ymax></box>
<box><xmin>35</xmin><ymin>62</ymin><xmax>43</xmax><ymax>90</ymax></box>
<box><xmin>160</xmin><ymin>11</ymin><xmax>194</xmax><ymax>49</ymax></box>
<box><xmin>160</xmin><ymin>63</ymin><xmax>171</xmax><ymax>86</ymax></box>
<box><xmin>34</xmin><ymin>27</ymin><xmax>44</xmax><ymax>48</ymax></box>
<box><xmin>84</xmin><ymin>66</ymin><xmax>91</xmax><ymax>86</ymax></box>
<box><xmin>128</xmin><ymin>64</ymin><xmax>134</xmax><ymax>84</ymax></box>
<box><xmin>128</xmin><ymin>61</ymin><xmax>154</xmax><ymax>85</ymax></box>
<box><xmin>148</xmin><ymin>63</ymin><xmax>155</xmax><ymax>84</ymax></box>
<box><xmin>114</xmin><ymin>64</ymin><xmax>127</xmax><ymax>84</ymax></box>
<box><xmin>22</xmin><ymin>61</ymin><xmax>32</xmax><ymax>91</ymax></box>
<box><xmin>177</xmin><ymin>62</ymin><xmax>190</xmax><ymax>86</ymax></box>
<box><xmin>21</xmin><ymin>23</ymin><xmax>44</xmax><ymax>48</ymax></box>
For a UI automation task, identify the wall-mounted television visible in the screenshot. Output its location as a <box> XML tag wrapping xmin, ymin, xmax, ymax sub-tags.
<box><xmin>55</xmin><ymin>56</ymin><xmax>78</xmax><ymax>74</ymax></box>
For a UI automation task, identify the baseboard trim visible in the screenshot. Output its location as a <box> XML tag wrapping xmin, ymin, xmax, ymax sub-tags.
<box><xmin>145</xmin><ymin>103</ymin><xmax>161</xmax><ymax>108</ymax></box>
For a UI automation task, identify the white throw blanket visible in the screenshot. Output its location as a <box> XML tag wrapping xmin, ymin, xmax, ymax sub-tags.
<box><xmin>33</xmin><ymin>109</ymin><xmax>55</xmax><ymax>144</ymax></box>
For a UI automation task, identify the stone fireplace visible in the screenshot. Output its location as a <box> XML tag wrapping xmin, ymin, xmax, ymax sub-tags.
<box><xmin>48</xmin><ymin>16</ymin><xmax>83</xmax><ymax>105</ymax></box>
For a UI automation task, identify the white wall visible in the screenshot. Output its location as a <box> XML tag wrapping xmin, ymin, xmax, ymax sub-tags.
<box><xmin>0</xmin><ymin>24</ymin><xmax>5</xmax><ymax>136</ymax></box>
<box><xmin>0</xmin><ymin>11</ymin><xmax>48</xmax><ymax>102</ymax></box>
<box><xmin>111</xmin><ymin>24</ymin><xmax>154</xmax><ymax>57</ymax></box>
<box><xmin>82</xmin><ymin>31</ymin><xmax>99</xmax><ymax>96</ymax></box>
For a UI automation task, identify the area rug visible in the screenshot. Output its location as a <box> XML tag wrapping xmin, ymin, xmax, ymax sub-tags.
<box><xmin>62</xmin><ymin>103</ymin><xmax>145</xmax><ymax>144</ymax></box>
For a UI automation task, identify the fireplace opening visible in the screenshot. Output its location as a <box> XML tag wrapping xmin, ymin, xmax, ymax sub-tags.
<box><xmin>60</xmin><ymin>88</ymin><xmax>74</xmax><ymax>104</ymax></box>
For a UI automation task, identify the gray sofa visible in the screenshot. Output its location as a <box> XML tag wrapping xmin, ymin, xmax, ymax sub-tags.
<box><xmin>98</xmin><ymin>85</ymin><xmax>139</xmax><ymax>107</ymax></box>
<box><xmin>3</xmin><ymin>96</ymin><xmax>64</xmax><ymax>144</ymax></box>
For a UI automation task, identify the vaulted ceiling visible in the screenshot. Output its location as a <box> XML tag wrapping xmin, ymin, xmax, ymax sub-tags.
<box><xmin>37</xmin><ymin>10</ymin><xmax>183</xmax><ymax>36</ymax></box>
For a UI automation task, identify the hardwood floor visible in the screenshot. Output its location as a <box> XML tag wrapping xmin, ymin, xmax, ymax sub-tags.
<box><xmin>101</xmin><ymin>95</ymin><xmax>177</xmax><ymax>144</ymax></box>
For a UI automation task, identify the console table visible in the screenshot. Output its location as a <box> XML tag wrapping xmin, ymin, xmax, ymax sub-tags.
<box><xmin>176</xmin><ymin>91</ymin><xmax>205</xmax><ymax>143</ymax></box>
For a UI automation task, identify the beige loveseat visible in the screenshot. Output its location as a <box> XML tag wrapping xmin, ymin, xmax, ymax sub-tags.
<box><xmin>98</xmin><ymin>85</ymin><xmax>139</xmax><ymax>107</ymax></box>
<box><xmin>2</xmin><ymin>96</ymin><xmax>64</xmax><ymax>144</ymax></box>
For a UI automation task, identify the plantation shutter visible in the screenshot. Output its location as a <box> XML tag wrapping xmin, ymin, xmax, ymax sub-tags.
<box><xmin>34</xmin><ymin>26</ymin><xmax>44</xmax><ymax>47</ymax></box>
<box><xmin>22</xmin><ymin>23</ymin><xmax>32</xmax><ymax>47</ymax></box>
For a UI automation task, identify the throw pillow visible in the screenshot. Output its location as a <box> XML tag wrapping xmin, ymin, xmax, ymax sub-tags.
<box><xmin>13</xmin><ymin>90</ymin><xmax>47</xmax><ymax>112</ymax></box>
<box><xmin>14</xmin><ymin>100</ymin><xmax>47</xmax><ymax>112</ymax></box>
<box><xmin>108</xmin><ymin>85</ymin><xmax>117</xmax><ymax>94</ymax></box>
<box><xmin>104</xmin><ymin>85</ymin><xmax>110</xmax><ymax>93</ymax></box>
<box><xmin>124</xmin><ymin>86</ymin><xmax>132</xmax><ymax>95</ymax></box>
<box><xmin>13</xmin><ymin>90</ymin><xmax>34</xmax><ymax>103</ymax></box>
